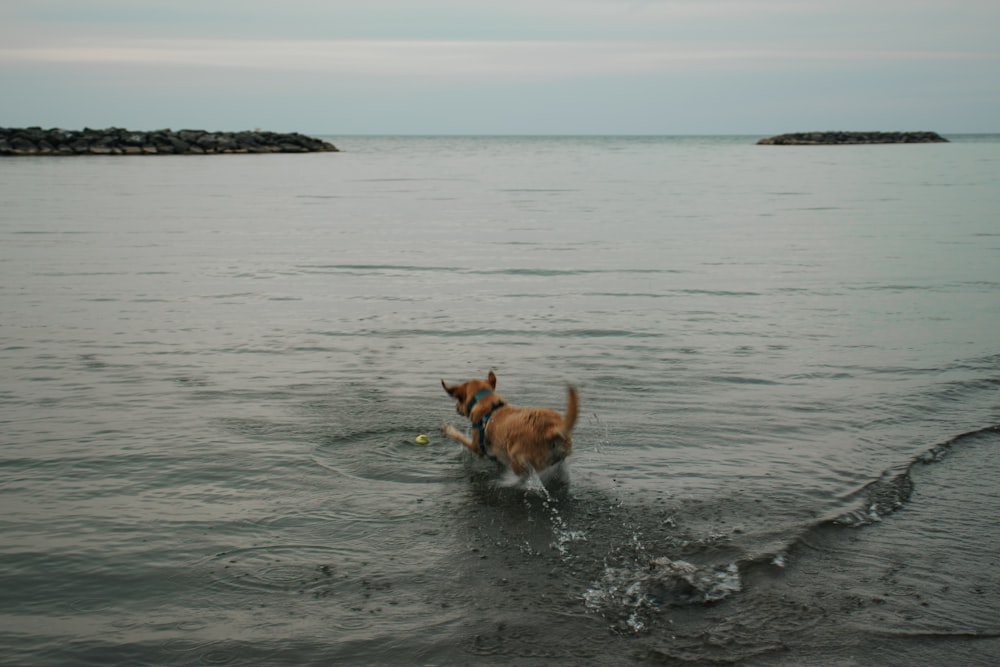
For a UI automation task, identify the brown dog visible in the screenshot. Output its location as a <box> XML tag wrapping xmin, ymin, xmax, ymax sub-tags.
<box><xmin>440</xmin><ymin>371</ymin><xmax>578</xmax><ymax>476</ymax></box>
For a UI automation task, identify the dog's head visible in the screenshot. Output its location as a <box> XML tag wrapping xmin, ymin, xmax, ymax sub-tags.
<box><xmin>441</xmin><ymin>370</ymin><xmax>497</xmax><ymax>418</ymax></box>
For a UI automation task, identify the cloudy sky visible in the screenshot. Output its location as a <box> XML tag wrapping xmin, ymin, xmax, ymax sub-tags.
<box><xmin>1</xmin><ymin>0</ymin><xmax>997</xmax><ymax>134</ymax></box>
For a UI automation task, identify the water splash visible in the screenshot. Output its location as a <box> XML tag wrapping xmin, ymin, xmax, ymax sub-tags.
<box><xmin>579</xmin><ymin>507</ymin><xmax>743</xmax><ymax>633</ymax></box>
<box><xmin>519</xmin><ymin>468</ymin><xmax>588</xmax><ymax>558</ymax></box>
<box><xmin>542</xmin><ymin>496</ymin><xmax>587</xmax><ymax>557</ymax></box>
<box><xmin>584</xmin><ymin>557</ymin><xmax>742</xmax><ymax>634</ymax></box>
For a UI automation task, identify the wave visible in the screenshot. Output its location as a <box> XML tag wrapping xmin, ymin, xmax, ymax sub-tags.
<box><xmin>582</xmin><ymin>424</ymin><xmax>1000</xmax><ymax>634</ymax></box>
<box><xmin>828</xmin><ymin>424</ymin><xmax>1000</xmax><ymax>527</ymax></box>
<box><xmin>311</xmin><ymin>327</ymin><xmax>660</xmax><ymax>339</ymax></box>
<box><xmin>296</xmin><ymin>263</ymin><xmax>683</xmax><ymax>277</ymax></box>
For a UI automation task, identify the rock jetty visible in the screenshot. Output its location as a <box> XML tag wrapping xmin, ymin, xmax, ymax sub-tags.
<box><xmin>757</xmin><ymin>131</ymin><xmax>948</xmax><ymax>145</ymax></box>
<box><xmin>0</xmin><ymin>127</ymin><xmax>338</xmax><ymax>156</ymax></box>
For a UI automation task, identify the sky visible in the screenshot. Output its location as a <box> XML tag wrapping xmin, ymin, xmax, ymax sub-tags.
<box><xmin>1</xmin><ymin>0</ymin><xmax>998</xmax><ymax>135</ymax></box>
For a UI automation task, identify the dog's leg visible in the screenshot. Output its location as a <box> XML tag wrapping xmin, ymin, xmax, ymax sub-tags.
<box><xmin>440</xmin><ymin>423</ymin><xmax>480</xmax><ymax>455</ymax></box>
<box><xmin>509</xmin><ymin>457</ymin><xmax>528</xmax><ymax>476</ymax></box>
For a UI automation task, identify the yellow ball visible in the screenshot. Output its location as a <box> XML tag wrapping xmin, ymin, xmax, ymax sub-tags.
<box><xmin>415</xmin><ymin>434</ymin><xmax>430</xmax><ymax>445</ymax></box>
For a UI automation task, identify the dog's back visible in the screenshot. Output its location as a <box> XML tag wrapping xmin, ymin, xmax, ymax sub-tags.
<box><xmin>441</xmin><ymin>373</ymin><xmax>578</xmax><ymax>476</ymax></box>
<box><xmin>485</xmin><ymin>387</ymin><xmax>577</xmax><ymax>474</ymax></box>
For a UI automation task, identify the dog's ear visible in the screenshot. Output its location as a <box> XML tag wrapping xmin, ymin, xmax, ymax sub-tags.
<box><xmin>442</xmin><ymin>379</ymin><xmax>457</xmax><ymax>396</ymax></box>
<box><xmin>488</xmin><ymin>370</ymin><xmax>497</xmax><ymax>388</ymax></box>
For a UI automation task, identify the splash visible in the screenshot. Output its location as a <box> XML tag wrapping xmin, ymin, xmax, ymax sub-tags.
<box><xmin>584</xmin><ymin>557</ymin><xmax>742</xmax><ymax>633</ymax></box>
<box><xmin>543</xmin><ymin>496</ymin><xmax>587</xmax><ymax>557</ymax></box>
<box><xmin>520</xmin><ymin>468</ymin><xmax>588</xmax><ymax>558</ymax></box>
<box><xmin>580</xmin><ymin>510</ymin><xmax>742</xmax><ymax>633</ymax></box>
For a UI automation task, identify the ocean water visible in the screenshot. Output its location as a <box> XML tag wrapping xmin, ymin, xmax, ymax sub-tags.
<box><xmin>1</xmin><ymin>134</ymin><xmax>999</xmax><ymax>666</ymax></box>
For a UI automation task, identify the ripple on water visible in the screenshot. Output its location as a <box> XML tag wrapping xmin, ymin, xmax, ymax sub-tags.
<box><xmin>311</xmin><ymin>426</ymin><xmax>462</xmax><ymax>484</ymax></box>
<box><xmin>161</xmin><ymin>638</ymin><xmax>276</xmax><ymax>666</ymax></box>
<box><xmin>205</xmin><ymin>544</ymin><xmax>361</xmax><ymax>596</ymax></box>
<box><xmin>202</xmin><ymin>541</ymin><xmax>432</xmax><ymax>631</ymax></box>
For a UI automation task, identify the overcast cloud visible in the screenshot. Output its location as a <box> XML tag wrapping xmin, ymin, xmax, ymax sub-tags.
<box><xmin>1</xmin><ymin>0</ymin><xmax>997</xmax><ymax>134</ymax></box>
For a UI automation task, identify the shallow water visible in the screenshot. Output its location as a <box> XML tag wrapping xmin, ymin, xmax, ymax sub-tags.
<box><xmin>1</xmin><ymin>135</ymin><xmax>999</xmax><ymax>665</ymax></box>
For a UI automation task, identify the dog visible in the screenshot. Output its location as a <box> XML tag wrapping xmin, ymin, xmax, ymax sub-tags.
<box><xmin>440</xmin><ymin>371</ymin><xmax>578</xmax><ymax>476</ymax></box>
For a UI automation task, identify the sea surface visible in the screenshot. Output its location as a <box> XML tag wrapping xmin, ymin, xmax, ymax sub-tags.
<box><xmin>2</xmin><ymin>134</ymin><xmax>999</xmax><ymax>666</ymax></box>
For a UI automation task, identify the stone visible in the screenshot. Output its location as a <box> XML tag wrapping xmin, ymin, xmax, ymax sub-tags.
<box><xmin>168</xmin><ymin>136</ymin><xmax>190</xmax><ymax>151</ymax></box>
<box><xmin>10</xmin><ymin>136</ymin><xmax>37</xmax><ymax>153</ymax></box>
<box><xmin>0</xmin><ymin>127</ymin><xmax>339</xmax><ymax>156</ymax></box>
<box><xmin>757</xmin><ymin>131</ymin><xmax>948</xmax><ymax>145</ymax></box>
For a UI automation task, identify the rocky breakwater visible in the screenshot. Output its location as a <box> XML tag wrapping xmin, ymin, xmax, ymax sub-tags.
<box><xmin>0</xmin><ymin>127</ymin><xmax>339</xmax><ymax>156</ymax></box>
<box><xmin>757</xmin><ymin>131</ymin><xmax>948</xmax><ymax>145</ymax></box>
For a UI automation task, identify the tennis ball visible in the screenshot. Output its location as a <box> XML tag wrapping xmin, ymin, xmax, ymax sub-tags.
<box><xmin>415</xmin><ymin>434</ymin><xmax>430</xmax><ymax>445</ymax></box>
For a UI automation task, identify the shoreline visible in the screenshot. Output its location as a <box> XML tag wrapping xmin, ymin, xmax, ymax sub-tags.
<box><xmin>0</xmin><ymin>127</ymin><xmax>338</xmax><ymax>156</ymax></box>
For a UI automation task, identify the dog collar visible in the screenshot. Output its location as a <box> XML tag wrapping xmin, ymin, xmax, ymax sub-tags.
<box><xmin>474</xmin><ymin>399</ymin><xmax>506</xmax><ymax>461</ymax></box>
<box><xmin>466</xmin><ymin>388</ymin><xmax>494</xmax><ymax>415</ymax></box>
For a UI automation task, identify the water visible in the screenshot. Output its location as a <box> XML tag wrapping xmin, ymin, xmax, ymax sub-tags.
<box><xmin>2</xmin><ymin>135</ymin><xmax>999</xmax><ymax>665</ymax></box>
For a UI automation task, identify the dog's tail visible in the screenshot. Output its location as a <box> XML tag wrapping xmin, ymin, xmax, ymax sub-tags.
<box><xmin>557</xmin><ymin>386</ymin><xmax>578</xmax><ymax>439</ymax></box>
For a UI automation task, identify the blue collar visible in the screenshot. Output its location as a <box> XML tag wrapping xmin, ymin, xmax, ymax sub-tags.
<box><xmin>466</xmin><ymin>388</ymin><xmax>494</xmax><ymax>415</ymax></box>
<box><xmin>468</xmin><ymin>390</ymin><xmax>505</xmax><ymax>460</ymax></box>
